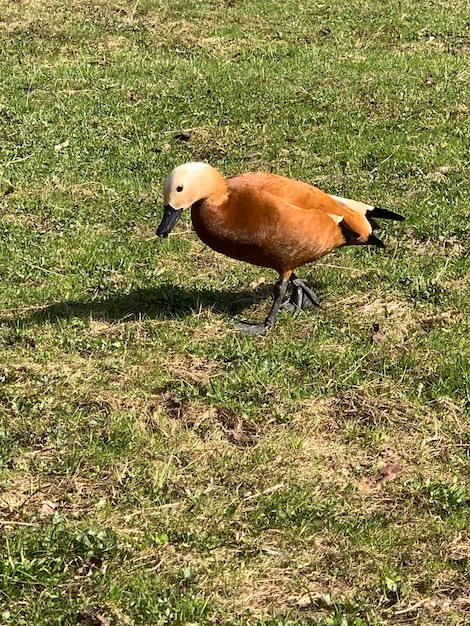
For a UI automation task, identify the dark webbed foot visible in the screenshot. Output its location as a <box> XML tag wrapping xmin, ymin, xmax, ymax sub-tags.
<box><xmin>280</xmin><ymin>283</ymin><xmax>303</xmax><ymax>312</ymax></box>
<box><xmin>235</xmin><ymin>279</ymin><xmax>289</xmax><ymax>335</ymax></box>
<box><xmin>235</xmin><ymin>321</ymin><xmax>271</xmax><ymax>336</ymax></box>
<box><xmin>281</xmin><ymin>275</ymin><xmax>321</xmax><ymax>313</ymax></box>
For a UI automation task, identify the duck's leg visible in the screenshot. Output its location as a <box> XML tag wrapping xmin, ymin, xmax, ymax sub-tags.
<box><xmin>235</xmin><ymin>278</ymin><xmax>289</xmax><ymax>336</ymax></box>
<box><xmin>281</xmin><ymin>273</ymin><xmax>321</xmax><ymax>313</ymax></box>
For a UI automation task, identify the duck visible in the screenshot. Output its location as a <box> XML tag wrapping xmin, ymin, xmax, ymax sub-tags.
<box><xmin>156</xmin><ymin>162</ymin><xmax>404</xmax><ymax>335</ymax></box>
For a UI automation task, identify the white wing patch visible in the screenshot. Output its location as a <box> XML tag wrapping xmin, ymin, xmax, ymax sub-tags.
<box><xmin>327</xmin><ymin>213</ymin><xmax>344</xmax><ymax>224</ymax></box>
<box><xmin>329</xmin><ymin>195</ymin><xmax>374</xmax><ymax>215</ymax></box>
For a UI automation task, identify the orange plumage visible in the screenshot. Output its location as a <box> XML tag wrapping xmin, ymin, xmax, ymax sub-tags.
<box><xmin>156</xmin><ymin>163</ymin><xmax>404</xmax><ymax>334</ymax></box>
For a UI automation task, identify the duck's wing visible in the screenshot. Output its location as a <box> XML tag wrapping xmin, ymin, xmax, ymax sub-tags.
<box><xmin>229</xmin><ymin>172</ymin><xmax>402</xmax><ymax>236</ymax></box>
<box><xmin>226</xmin><ymin>177</ymin><xmax>376</xmax><ymax>249</ymax></box>
<box><xmin>234</xmin><ymin>174</ymin><xmax>374</xmax><ymax>242</ymax></box>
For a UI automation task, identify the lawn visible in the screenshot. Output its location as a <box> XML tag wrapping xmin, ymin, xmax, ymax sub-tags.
<box><xmin>0</xmin><ymin>0</ymin><xmax>469</xmax><ymax>624</ymax></box>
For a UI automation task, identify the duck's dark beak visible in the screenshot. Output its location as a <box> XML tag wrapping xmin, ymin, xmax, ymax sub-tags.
<box><xmin>156</xmin><ymin>205</ymin><xmax>183</xmax><ymax>238</ymax></box>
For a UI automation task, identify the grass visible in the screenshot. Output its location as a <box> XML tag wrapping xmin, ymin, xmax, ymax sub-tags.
<box><xmin>1</xmin><ymin>0</ymin><xmax>470</xmax><ymax>623</ymax></box>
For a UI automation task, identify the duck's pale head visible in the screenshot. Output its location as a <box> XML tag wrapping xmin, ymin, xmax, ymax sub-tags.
<box><xmin>156</xmin><ymin>162</ymin><xmax>225</xmax><ymax>237</ymax></box>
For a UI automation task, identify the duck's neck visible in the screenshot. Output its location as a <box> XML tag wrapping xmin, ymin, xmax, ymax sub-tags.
<box><xmin>202</xmin><ymin>166</ymin><xmax>228</xmax><ymax>206</ymax></box>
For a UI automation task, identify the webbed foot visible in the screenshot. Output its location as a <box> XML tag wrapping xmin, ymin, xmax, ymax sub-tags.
<box><xmin>235</xmin><ymin>321</ymin><xmax>270</xmax><ymax>336</ymax></box>
<box><xmin>235</xmin><ymin>278</ymin><xmax>289</xmax><ymax>335</ymax></box>
<box><xmin>281</xmin><ymin>276</ymin><xmax>321</xmax><ymax>313</ymax></box>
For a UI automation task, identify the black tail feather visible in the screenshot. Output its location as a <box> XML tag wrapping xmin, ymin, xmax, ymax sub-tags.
<box><xmin>367</xmin><ymin>233</ymin><xmax>386</xmax><ymax>248</ymax></box>
<box><xmin>340</xmin><ymin>223</ymin><xmax>385</xmax><ymax>249</ymax></box>
<box><xmin>368</xmin><ymin>217</ymin><xmax>380</xmax><ymax>231</ymax></box>
<box><xmin>366</xmin><ymin>207</ymin><xmax>405</xmax><ymax>222</ymax></box>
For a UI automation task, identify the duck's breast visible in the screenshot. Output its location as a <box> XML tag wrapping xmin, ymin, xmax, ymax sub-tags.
<box><xmin>190</xmin><ymin>190</ymin><xmax>282</xmax><ymax>269</ymax></box>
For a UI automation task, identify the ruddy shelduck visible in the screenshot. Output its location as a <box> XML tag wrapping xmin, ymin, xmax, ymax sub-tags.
<box><xmin>156</xmin><ymin>162</ymin><xmax>404</xmax><ymax>335</ymax></box>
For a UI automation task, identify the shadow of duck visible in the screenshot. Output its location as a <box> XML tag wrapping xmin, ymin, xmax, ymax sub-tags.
<box><xmin>1</xmin><ymin>283</ymin><xmax>273</xmax><ymax>327</ymax></box>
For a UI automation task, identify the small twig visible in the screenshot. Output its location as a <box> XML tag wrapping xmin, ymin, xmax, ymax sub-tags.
<box><xmin>129</xmin><ymin>0</ymin><xmax>141</xmax><ymax>20</ymax></box>
<box><xmin>320</xmin><ymin>263</ymin><xmax>380</xmax><ymax>274</ymax></box>
<box><xmin>243</xmin><ymin>483</ymin><xmax>285</xmax><ymax>501</ymax></box>
<box><xmin>433</xmin><ymin>255</ymin><xmax>451</xmax><ymax>283</ymax></box>
<box><xmin>163</xmin><ymin>126</ymin><xmax>206</xmax><ymax>135</ymax></box>
<box><xmin>0</xmin><ymin>520</ymin><xmax>40</xmax><ymax>526</ymax></box>
<box><xmin>18</xmin><ymin>258</ymin><xmax>65</xmax><ymax>277</ymax></box>
<box><xmin>369</xmin><ymin>151</ymin><xmax>396</xmax><ymax>174</ymax></box>
<box><xmin>394</xmin><ymin>598</ymin><xmax>428</xmax><ymax>615</ymax></box>
<box><xmin>121</xmin><ymin>502</ymin><xmax>181</xmax><ymax>521</ymax></box>
<box><xmin>343</xmin><ymin>350</ymin><xmax>373</xmax><ymax>383</ymax></box>
<box><xmin>3</xmin><ymin>154</ymin><xmax>34</xmax><ymax>167</ymax></box>
<box><xmin>143</xmin><ymin>561</ymin><xmax>164</xmax><ymax>574</ymax></box>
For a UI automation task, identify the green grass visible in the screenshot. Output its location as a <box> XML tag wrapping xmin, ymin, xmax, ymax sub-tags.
<box><xmin>1</xmin><ymin>0</ymin><xmax>470</xmax><ymax>623</ymax></box>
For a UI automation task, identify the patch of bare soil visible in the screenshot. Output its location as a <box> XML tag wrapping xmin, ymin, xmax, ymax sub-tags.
<box><xmin>0</xmin><ymin>471</ymin><xmax>105</xmax><ymax>524</ymax></box>
<box><xmin>162</xmin><ymin>354</ymin><xmax>221</xmax><ymax>386</ymax></box>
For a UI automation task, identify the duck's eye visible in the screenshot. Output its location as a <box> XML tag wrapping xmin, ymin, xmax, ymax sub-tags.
<box><xmin>176</xmin><ymin>185</ymin><xmax>183</xmax><ymax>192</ymax></box>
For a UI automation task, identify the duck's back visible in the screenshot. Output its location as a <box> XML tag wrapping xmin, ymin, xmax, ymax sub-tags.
<box><xmin>227</xmin><ymin>172</ymin><xmax>327</xmax><ymax>210</ymax></box>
